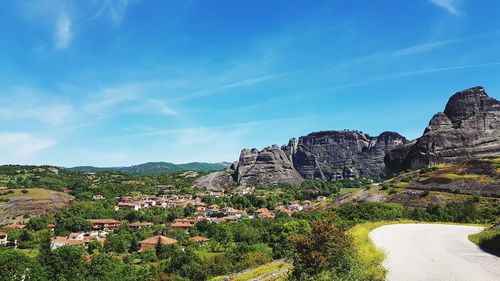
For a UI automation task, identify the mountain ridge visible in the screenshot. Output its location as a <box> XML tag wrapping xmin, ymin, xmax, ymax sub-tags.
<box><xmin>67</xmin><ymin>161</ymin><xmax>226</xmax><ymax>174</ymax></box>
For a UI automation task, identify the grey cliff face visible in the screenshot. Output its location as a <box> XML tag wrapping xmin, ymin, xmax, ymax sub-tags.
<box><xmin>234</xmin><ymin>131</ymin><xmax>407</xmax><ymax>186</ymax></box>
<box><xmin>289</xmin><ymin>131</ymin><xmax>407</xmax><ymax>181</ymax></box>
<box><xmin>235</xmin><ymin>145</ymin><xmax>304</xmax><ymax>186</ymax></box>
<box><xmin>385</xmin><ymin>86</ymin><xmax>500</xmax><ymax>174</ymax></box>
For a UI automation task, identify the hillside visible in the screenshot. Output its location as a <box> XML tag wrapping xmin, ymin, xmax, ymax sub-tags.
<box><xmin>68</xmin><ymin>161</ymin><xmax>226</xmax><ymax>174</ymax></box>
<box><xmin>0</xmin><ymin>188</ymin><xmax>74</xmax><ymax>224</ymax></box>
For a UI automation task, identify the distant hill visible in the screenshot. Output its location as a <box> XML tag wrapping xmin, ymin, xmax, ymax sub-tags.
<box><xmin>67</xmin><ymin>161</ymin><xmax>226</xmax><ymax>175</ymax></box>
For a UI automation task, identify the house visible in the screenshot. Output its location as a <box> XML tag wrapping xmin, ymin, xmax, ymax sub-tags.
<box><xmin>50</xmin><ymin>236</ymin><xmax>85</xmax><ymax>250</ymax></box>
<box><xmin>138</xmin><ymin>235</ymin><xmax>178</xmax><ymax>252</ymax></box>
<box><xmin>93</xmin><ymin>195</ymin><xmax>105</xmax><ymax>200</ymax></box>
<box><xmin>170</xmin><ymin>221</ymin><xmax>194</xmax><ymax>229</ymax></box>
<box><xmin>197</xmin><ymin>206</ymin><xmax>207</xmax><ymax>216</ymax></box>
<box><xmin>2</xmin><ymin>224</ymin><xmax>25</xmax><ymax>230</ymax></box>
<box><xmin>189</xmin><ymin>236</ymin><xmax>210</xmax><ymax>243</ymax></box>
<box><xmin>0</xmin><ymin>186</ymin><xmax>7</xmax><ymax>190</ymax></box>
<box><xmin>222</xmin><ymin>207</ymin><xmax>244</xmax><ymax>217</ymax></box>
<box><xmin>207</xmin><ymin>204</ymin><xmax>219</xmax><ymax>215</ymax></box>
<box><xmin>47</xmin><ymin>224</ymin><xmax>56</xmax><ymax>231</ymax></box>
<box><xmin>51</xmin><ymin>232</ymin><xmax>105</xmax><ymax>250</ymax></box>
<box><xmin>254</xmin><ymin>208</ymin><xmax>275</xmax><ymax>219</ymax></box>
<box><xmin>68</xmin><ymin>232</ymin><xmax>85</xmax><ymax>240</ymax></box>
<box><xmin>257</xmin><ymin>212</ymin><xmax>275</xmax><ymax>219</ymax></box>
<box><xmin>253</xmin><ymin>208</ymin><xmax>270</xmax><ymax>216</ymax></box>
<box><xmin>115</xmin><ymin>202</ymin><xmax>140</xmax><ymax>211</ymax></box>
<box><xmin>129</xmin><ymin>222</ymin><xmax>153</xmax><ymax>231</ymax></box>
<box><xmin>0</xmin><ymin>232</ymin><xmax>7</xmax><ymax>245</ymax></box>
<box><xmin>275</xmin><ymin>207</ymin><xmax>294</xmax><ymax>216</ymax></box>
<box><xmin>303</xmin><ymin>200</ymin><xmax>312</xmax><ymax>207</ymax></box>
<box><xmin>88</xmin><ymin>219</ymin><xmax>121</xmax><ymax>231</ymax></box>
<box><xmin>287</xmin><ymin>204</ymin><xmax>304</xmax><ymax>212</ymax></box>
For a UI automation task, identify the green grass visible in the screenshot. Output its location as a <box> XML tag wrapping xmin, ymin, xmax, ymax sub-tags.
<box><xmin>16</xmin><ymin>249</ymin><xmax>39</xmax><ymax>258</ymax></box>
<box><xmin>394</xmin><ymin>181</ymin><xmax>409</xmax><ymax>188</ymax></box>
<box><xmin>209</xmin><ymin>261</ymin><xmax>292</xmax><ymax>281</ymax></box>
<box><xmin>194</xmin><ymin>250</ymin><xmax>223</xmax><ymax>261</ymax></box>
<box><xmin>440</xmin><ymin>173</ymin><xmax>482</xmax><ymax>180</ymax></box>
<box><xmin>468</xmin><ymin>228</ymin><xmax>500</xmax><ymax>256</ymax></box>
<box><xmin>0</xmin><ymin>188</ymin><xmax>54</xmax><ymax>199</ymax></box>
<box><xmin>349</xmin><ymin>221</ymin><xmax>390</xmax><ymax>281</ymax></box>
<box><xmin>347</xmin><ymin>220</ymin><xmax>490</xmax><ymax>281</ymax></box>
<box><xmin>348</xmin><ymin>220</ymin><xmax>423</xmax><ymax>281</ymax></box>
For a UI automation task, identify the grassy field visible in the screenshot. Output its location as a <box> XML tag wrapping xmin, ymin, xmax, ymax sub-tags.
<box><xmin>468</xmin><ymin>228</ymin><xmax>500</xmax><ymax>256</ymax></box>
<box><xmin>0</xmin><ymin>188</ymin><xmax>54</xmax><ymax>199</ymax></box>
<box><xmin>210</xmin><ymin>261</ymin><xmax>292</xmax><ymax>281</ymax></box>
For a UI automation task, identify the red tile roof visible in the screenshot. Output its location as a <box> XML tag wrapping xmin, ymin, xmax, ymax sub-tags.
<box><xmin>129</xmin><ymin>222</ymin><xmax>153</xmax><ymax>227</ymax></box>
<box><xmin>189</xmin><ymin>236</ymin><xmax>210</xmax><ymax>243</ymax></box>
<box><xmin>88</xmin><ymin>219</ymin><xmax>121</xmax><ymax>224</ymax></box>
<box><xmin>2</xmin><ymin>224</ymin><xmax>25</xmax><ymax>230</ymax></box>
<box><xmin>170</xmin><ymin>222</ymin><xmax>193</xmax><ymax>228</ymax></box>
<box><xmin>140</xmin><ymin>235</ymin><xmax>178</xmax><ymax>246</ymax></box>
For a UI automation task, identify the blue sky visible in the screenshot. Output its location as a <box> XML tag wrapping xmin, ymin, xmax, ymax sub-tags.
<box><xmin>1</xmin><ymin>0</ymin><xmax>500</xmax><ymax>167</ymax></box>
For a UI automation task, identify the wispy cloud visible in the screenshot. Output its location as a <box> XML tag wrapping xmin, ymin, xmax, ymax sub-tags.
<box><xmin>0</xmin><ymin>88</ymin><xmax>74</xmax><ymax>127</ymax></box>
<box><xmin>0</xmin><ymin>133</ymin><xmax>55</xmax><ymax>162</ymax></box>
<box><xmin>55</xmin><ymin>12</ymin><xmax>72</xmax><ymax>49</ymax></box>
<box><xmin>86</xmin><ymin>0</ymin><xmax>134</xmax><ymax>27</ymax></box>
<box><xmin>333</xmin><ymin>62</ymin><xmax>500</xmax><ymax>89</ymax></box>
<box><xmin>428</xmin><ymin>0</ymin><xmax>462</xmax><ymax>16</ymax></box>
<box><xmin>390</xmin><ymin>39</ymin><xmax>460</xmax><ymax>57</ymax></box>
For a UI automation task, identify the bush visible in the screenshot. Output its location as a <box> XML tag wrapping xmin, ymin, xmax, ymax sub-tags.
<box><xmin>140</xmin><ymin>248</ymin><xmax>158</xmax><ymax>262</ymax></box>
<box><xmin>469</xmin><ymin>228</ymin><xmax>500</xmax><ymax>256</ymax></box>
<box><xmin>289</xmin><ymin>220</ymin><xmax>355</xmax><ymax>280</ymax></box>
<box><xmin>21</xmin><ymin>189</ymin><xmax>29</xmax><ymax>194</ymax></box>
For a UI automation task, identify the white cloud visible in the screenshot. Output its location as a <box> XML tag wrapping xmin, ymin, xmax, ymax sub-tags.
<box><xmin>428</xmin><ymin>0</ymin><xmax>462</xmax><ymax>16</ymax></box>
<box><xmin>55</xmin><ymin>12</ymin><xmax>72</xmax><ymax>49</ymax></box>
<box><xmin>0</xmin><ymin>89</ymin><xmax>74</xmax><ymax>127</ymax></box>
<box><xmin>0</xmin><ymin>133</ymin><xmax>55</xmax><ymax>163</ymax></box>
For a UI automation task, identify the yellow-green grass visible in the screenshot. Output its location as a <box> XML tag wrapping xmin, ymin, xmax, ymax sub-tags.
<box><xmin>15</xmin><ymin>249</ymin><xmax>39</xmax><ymax>258</ymax></box>
<box><xmin>349</xmin><ymin>221</ymin><xmax>395</xmax><ymax>281</ymax></box>
<box><xmin>394</xmin><ymin>181</ymin><xmax>410</xmax><ymax>188</ymax></box>
<box><xmin>194</xmin><ymin>250</ymin><xmax>223</xmax><ymax>261</ymax></box>
<box><xmin>209</xmin><ymin>261</ymin><xmax>292</xmax><ymax>281</ymax></box>
<box><xmin>468</xmin><ymin>228</ymin><xmax>500</xmax><ymax>255</ymax></box>
<box><xmin>0</xmin><ymin>188</ymin><xmax>54</xmax><ymax>199</ymax></box>
<box><xmin>440</xmin><ymin>173</ymin><xmax>482</xmax><ymax>180</ymax></box>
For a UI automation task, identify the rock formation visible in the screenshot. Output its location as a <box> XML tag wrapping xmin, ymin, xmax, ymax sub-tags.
<box><xmin>191</xmin><ymin>171</ymin><xmax>235</xmax><ymax>191</ymax></box>
<box><xmin>385</xmin><ymin>86</ymin><xmax>500</xmax><ymax>174</ymax></box>
<box><xmin>234</xmin><ymin>131</ymin><xmax>406</xmax><ymax>186</ymax></box>
<box><xmin>235</xmin><ymin>145</ymin><xmax>304</xmax><ymax>186</ymax></box>
<box><xmin>284</xmin><ymin>131</ymin><xmax>407</xmax><ymax>180</ymax></box>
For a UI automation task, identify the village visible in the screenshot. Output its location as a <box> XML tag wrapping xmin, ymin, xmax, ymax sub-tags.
<box><xmin>1</xmin><ymin>188</ymin><xmax>327</xmax><ymax>252</ymax></box>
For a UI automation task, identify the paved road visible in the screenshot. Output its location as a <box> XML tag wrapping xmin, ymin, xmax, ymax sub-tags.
<box><xmin>370</xmin><ymin>224</ymin><xmax>500</xmax><ymax>281</ymax></box>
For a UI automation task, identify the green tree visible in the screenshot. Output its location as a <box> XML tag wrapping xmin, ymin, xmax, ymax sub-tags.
<box><xmin>0</xmin><ymin>249</ymin><xmax>46</xmax><ymax>281</ymax></box>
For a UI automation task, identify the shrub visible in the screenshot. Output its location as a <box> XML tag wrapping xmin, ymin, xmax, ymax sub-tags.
<box><xmin>21</xmin><ymin>189</ymin><xmax>29</xmax><ymax>194</ymax></box>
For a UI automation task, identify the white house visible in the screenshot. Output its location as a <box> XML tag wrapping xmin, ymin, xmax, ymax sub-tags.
<box><xmin>0</xmin><ymin>232</ymin><xmax>7</xmax><ymax>245</ymax></box>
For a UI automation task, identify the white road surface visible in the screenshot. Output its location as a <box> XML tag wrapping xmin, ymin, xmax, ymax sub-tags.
<box><xmin>370</xmin><ymin>224</ymin><xmax>500</xmax><ymax>281</ymax></box>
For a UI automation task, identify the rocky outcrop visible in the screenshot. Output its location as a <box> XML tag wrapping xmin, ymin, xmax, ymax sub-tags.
<box><xmin>191</xmin><ymin>171</ymin><xmax>235</xmax><ymax>191</ymax></box>
<box><xmin>235</xmin><ymin>145</ymin><xmax>304</xmax><ymax>186</ymax></box>
<box><xmin>285</xmin><ymin>131</ymin><xmax>407</xmax><ymax>180</ymax></box>
<box><xmin>234</xmin><ymin>131</ymin><xmax>406</xmax><ymax>186</ymax></box>
<box><xmin>385</xmin><ymin>86</ymin><xmax>500</xmax><ymax>174</ymax></box>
